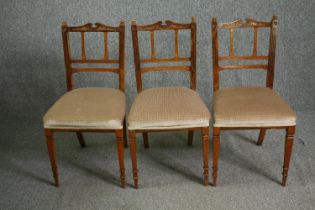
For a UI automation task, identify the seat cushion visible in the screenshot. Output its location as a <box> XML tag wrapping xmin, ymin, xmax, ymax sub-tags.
<box><xmin>128</xmin><ymin>87</ymin><xmax>210</xmax><ymax>130</ymax></box>
<box><xmin>43</xmin><ymin>88</ymin><xmax>125</xmax><ymax>129</ymax></box>
<box><xmin>213</xmin><ymin>87</ymin><xmax>296</xmax><ymax>127</ymax></box>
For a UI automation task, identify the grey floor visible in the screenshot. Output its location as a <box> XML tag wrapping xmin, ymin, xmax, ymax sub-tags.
<box><xmin>0</xmin><ymin>111</ymin><xmax>314</xmax><ymax>210</ymax></box>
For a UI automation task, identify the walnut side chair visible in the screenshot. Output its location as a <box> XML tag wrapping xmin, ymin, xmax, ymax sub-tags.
<box><xmin>128</xmin><ymin>17</ymin><xmax>211</xmax><ymax>188</ymax></box>
<box><xmin>43</xmin><ymin>21</ymin><xmax>127</xmax><ymax>187</ymax></box>
<box><xmin>211</xmin><ymin>16</ymin><xmax>297</xmax><ymax>186</ymax></box>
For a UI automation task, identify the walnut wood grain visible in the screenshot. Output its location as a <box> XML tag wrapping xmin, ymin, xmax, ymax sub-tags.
<box><xmin>103</xmin><ymin>32</ymin><xmax>108</xmax><ymax>61</ymax></box>
<box><xmin>150</xmin><ymin>31</ymin><xmax>156</xmax><ymax>59</ymax></box>
<box><xmin>211</xmin><ymin>16</ymin><xmax>277</xmax><ymax>90</ymax></box>
<box><xmin>211</xmin><ymin>18</ymin><xmax>220</xmax><ymax>91</ymax></box>
<box><xmin>129</xmin><ymin>18</ymin><xmax>209</xmax><ymax>187</ymax></box>
<box><xmin>76</xmin><ymin>132</ymin><xmax>86</xmax><ymax>147</ymax></box>
<box><xmin>229</xmin><ymin>28</ymin><xmax>235</xmax><ymax>56</ymax></box>
<box><xmin>212</xmin><ymin>127</ymin><xmax>220</xmax><ymax>187</ymax></box>
<box><xmin>266</xmin><ymin>16</ymin><xmax>278</xmax><ymax>88</ymax></box>
<box><xmin>211</xmin><ymin>16</ymin><xmax>296</xmax><ymax>187</ymax></box>
<box><xmin>174</xmin><ymin>29</ymin><xmax>179</xmax><ymax>58</ymax></box>
<box><xmin>129</xmin><ymin>131</ymin><xmax>138</xmax><ymax>188</ymax></box>
<box><xmin>218</xmin><ymin>18</ymin><xmax>272</xmax><ymax>29</ymax></box>
<box><xmin>282</xmin><ymin>126</ymin><xmax>295</xmax><ymax>186</ymax></box>
<box><xmin>45</xmin><ymin>129</ymin><xmax>59</xmax><ymax>187</ymax></box>
<box><xmin>116</xmin><ymin>130</ymin><xmax>126</xmax><ymax>188</ymax></box>
<box><xmin>62</xmin><ymin>21</ymin><xmax>125</xmax><ymax>91</ymax></box>
<box><xmin>219</xmin><ymin>55</ymin><xmax>268</xmax><ymax>61</ymax></box>
<box><xmin>256</xmin><ymin>128</ymin><xmax>266</xmax><ymax>145</ymax></box>
<box><xmin>253</xmin><ymin>27</ymin><xmax>258</xmax><ymax>56</ymax></box>
<box><xmin>187</xmin><ymin>130</ymin><xmax>194</xmax><ymax>146</ymax></box>
<box><xmin>202</xmin><ymin>127</ymin><xmax>209</xmax><ymax>186</ymax></box>
<box><xmin>140</xmin><ymin>57</ymin><xmax>190</xmax><ymax>63</ymax></box>
<box><xmin>45</xmin><ymin>21</ymin><xmax>126</xmax><ymax>188</ymax></box>
<box><xmin>143</xmin><ymin>132</ymin><xmax>149</xmax><ymax>148</ymax></box>
<box><xmin>131</xmin><ymin>17</ymin><xmax>196</xmax><ymax>92</ymax></box>
<box><xmin>80</xmin><ymin>32</ymin><xmax>86</xmax><ymax>61</ymax></box>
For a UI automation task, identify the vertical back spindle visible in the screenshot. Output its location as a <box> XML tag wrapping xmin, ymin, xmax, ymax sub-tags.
<box><xmin>174</xmin><ymin>29</ymin><xmax>179</xmax><ymax>58</ymax></box>
<box><xmin>253</xmin><ymin>27</ymin><xmax>258</xmax><ymax>56</ymax></box>
<box><xmin>81</xmin><ymin>32</ymin><xmax>86</xmax><ymax>61</ymax></box>
<box><xmin>103</xmin><ymin>32</ymin><xmax>108</xmax><ymax>61</ymax></box>
<box><xmin>150</xmin><ymin>31</ymin><xmax>155</xmax><ymax>59</ymax></box>
<box><xmin>229</xmin><ymin>28</ymin><xmax>235</xmax><ymax>56</ymax></box>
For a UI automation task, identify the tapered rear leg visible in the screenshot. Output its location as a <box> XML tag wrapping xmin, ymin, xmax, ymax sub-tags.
<box><xmin>187</xmin><ymin>131</ymin><xmax>194</xmax><ymax>146</ymax></box>
<box><xmin>115</xmin><ymin>129</ymin><xmax>126</xmax><ymax>188</ymax></box>
<box><xmin>76</xmin><ymin>132</ymin><xmax>86</xmax><ymax>147</ymax></box>
<box><xmin>212</xmin><ymin>127</ymin><xmax>220</xmax><ymax>187</ymax></box>
<box><xmin>143</xmin><ymin>132</ymin><xmax>149</xmax><ymax>148</ymax></box>
<box><xmin>202</xmin><ymin>127</ymin><xmax>209</xmax><ymax>186</ymax></box>
<box><xmin>257</xmin><ymin>128</ymin><xmax>266</xmax><ymax>146</ymax></box>
<box><xmin>123</xmin><ymin>119</ymin><xmax>128</xmax><ymax>148</ymax></box>
<box><xmin>129</xmin><ymin>131</ymin><xmax>138</xmax><ymax>188</ymax></box>
<box><xmin>282</xmin><ymin>126</ymin><xmax>295</xmax><ymax>186</ymax></box>
<box><xmin>45</xmin><ymin>129</ymin><xmax>59</xmax><ymax>187</ymax></box>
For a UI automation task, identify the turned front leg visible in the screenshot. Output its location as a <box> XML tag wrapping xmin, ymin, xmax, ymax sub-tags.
<box><xmin>202</xmin><ymin>127</ymin><xmax>209</xmax><ymax>186</ymax></box>
<box><xmin>45</xmin><ymin>129</ymin><xmax>59</xmax><ymax>187</ymax></box>
<box><xmin>282</xmin><ymin>126</ymin><xmax>295</xmax><ymax>186</ymax></box>
<box><xmin>129</xmin><ymin>131</ymin><xmax>138</xmax><ymax>188</ymax></box>
<box><xmin>212</xmin><ymin>127</ymin><xmax>220</xmax><ymax>186</ymax></box>
<box><xmin>115</xmin><ymin>130</ymin><xmax>126</xmax><ymax>188</ymax></box>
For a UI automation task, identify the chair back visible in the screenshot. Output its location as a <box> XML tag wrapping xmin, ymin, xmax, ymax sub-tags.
<box><xmin>61</xmin><ymin>21</ymin><xmax>125</xmax><ymax>91</ymax></box>
<box><xmin>211</xmin><ymin>16</ymin><xmax>278</xmax><ymax>91</ymax></box>
<box><xmin>131</xmin><ymin>17</ymin><xmax>197</xmax><ymax>92</ymax></box>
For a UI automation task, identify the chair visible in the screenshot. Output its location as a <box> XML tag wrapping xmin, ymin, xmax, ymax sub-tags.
<box><xmin>43</xmin><ymin>21</ymin><xmax>127</xmax><ymax>187</ymax></box>
<box><xmin>211</xmin><ymin>16</ymin><xmax>297</xmax><ymax>186</ymax></box>
<box><xmin>128</xmin><ymin>17</ymin><xmax>211</xmax><ymax>188</ymax></box>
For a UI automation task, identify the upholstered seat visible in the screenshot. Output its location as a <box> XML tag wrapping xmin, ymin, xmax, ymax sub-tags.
<box><xmin>44</xmin><ymin>88</ymin><xmax>125</xmax><ymax>129</ymax></box>
<box><xmin>128</xmin><ymin>87</ymin><xmax>210</xmax><ymax>130</ymax></box>
<box><xmin>213</xmin><ymin>87</ymin><xmax>296</xmax><ymax>127</ymax></box>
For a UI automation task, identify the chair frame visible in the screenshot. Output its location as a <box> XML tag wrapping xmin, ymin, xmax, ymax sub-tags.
<box><xmin>129</xmin><ymin>17</ymin><xmax>210</xmax><ymax>188</ymax></box>
<box><xmin>211</xmin><ymin>16</ymin><xmax>296</xmax><ymax>186</ymax></box>
<box><xmin>45</xmin><ymin>21</ymin><xmax>127</xmax><ymax>188</ymax></box>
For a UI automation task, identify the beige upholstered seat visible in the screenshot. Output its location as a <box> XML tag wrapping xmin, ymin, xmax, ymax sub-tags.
<box><xmin>213</xmin><ymin>87</ymin><xmax>296</xmax><ymax>127</ymax></box>
<box><xmin>43</xmin><ymin>88</ymin><xmax>125</xmax><ymax>129</ymax></box>
<box><xmin>128</xmin><ymin>87</ymin><xmax>210</xmax><ymax>130</ymax></box>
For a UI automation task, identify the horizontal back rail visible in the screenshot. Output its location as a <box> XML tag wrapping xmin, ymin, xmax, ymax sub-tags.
<box><xmin>135</xmin><ymin>20</ymin><xmax>193</xmax><ymax>31</ymax></box>
<box><xmin>219</xmin><ymin>55</ymin><xmax>268</xmax><ymax>61</ymax></box>
<box><xmin>217</xmin><ymin>18</ymin><xmax>272</xmax><ymax>29</ymax></box>
<box><xmin>71</xmin><ymin>67</ymin><xmax>119</xmax><ymax>73</ymax></box>
<box><xmin>140</xmin><ymin>57</ymin><xmax>190</xmax><ymax>63</ymax></box>
<box><xmin>219</xmin><ymin>65</ymin><xmax>268</xmax><ymax>71</ymax></box>
<box><xmin>65</xmin><ymin>23</ymin><xmax>122</xmax><ymax>32</ymax></box>
<box><xmin>141</xmin><ymin>65</ymin><xmax>191</xmax><ymax>73</ymax></box>
<box><xmin>70</xmin><ymin>59</ymin><xmax>119</xmax><ymax>64</ymax></box>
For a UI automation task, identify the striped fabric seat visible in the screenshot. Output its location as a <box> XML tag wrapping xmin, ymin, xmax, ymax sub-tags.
<box><xmin>44</xmin><ymin>88</ymin><xmax>125</xmax><ymax>130</ymax></box>
<box><xmin>213</xmin><ymin>87</ymin><xmax>296</xmax><ymax>127</ymax></box>
<box><xmin>128</xmin><ymin>87</ymin><xmax>210</xmax><ymax>130</ymax></box>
